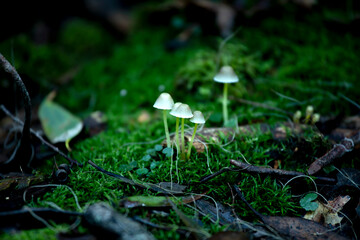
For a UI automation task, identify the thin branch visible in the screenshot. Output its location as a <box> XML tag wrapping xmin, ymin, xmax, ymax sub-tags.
<box><xmin>229</xmin><ymin>160</ymin><xmax>336</xmax><ymax>184</ymax></box>
<box><xmin>198</xmin><ymin>167</ymin><xmax>241</xmax><ymax>184</ymax></box>
<box><xmin>0</xmin><ymin>53</ymin><xmax>31</xmax><ymax>166</ymax></box>
<box><xmin>233</xmin><ymin>185</ymin><xmax>264</xmax><ymax>222</ymax></box>
<box><xmin>307</xmin><ymin>132</ymin><xmax>360</xmax><ymax>175</ymax></box>
<box><xmin>88</xmin><ymin>160</ymin><xmax>180</xmax><ymax>194</ymax></box>
<box><xmin>0</xmin><ymin>105</ymin><xmax>83</xmax><ymax>167</ymax></box>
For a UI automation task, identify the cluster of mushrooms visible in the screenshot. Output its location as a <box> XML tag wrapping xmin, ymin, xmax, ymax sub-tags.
<box><xmin>153</xmin><ymin>93</ymin><xmax>205</xmax><ymax>160</ymax></box>
<box><xmin>293</xmin><ymin>105</ymin><xmax>320</xmax><ymax>125</ymax></box>
<box><xmin>153</xmin><ymin>65</ymin><xmax>239</xmax><ymax>160</ymax></box>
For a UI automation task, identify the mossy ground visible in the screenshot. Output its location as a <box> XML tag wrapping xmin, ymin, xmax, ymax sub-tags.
<box><xmin>1</xmin><ymin>8</ymin><xmax>359</xmax><ymax>239</ymax></box>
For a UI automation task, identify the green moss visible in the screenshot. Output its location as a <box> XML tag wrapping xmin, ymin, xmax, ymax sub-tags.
<box><xmin>1</xmin><ymin>9</ymin><xmax>359</xmax><ymax>239</ymax></box>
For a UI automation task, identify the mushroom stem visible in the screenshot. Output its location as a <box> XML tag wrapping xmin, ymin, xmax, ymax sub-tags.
<box><xmin>187</xmin><ymin>123</ymin><xmax>198</xmax><ymax>160</ymax></box>
<box><xmin>163</xmin><ymin>110</ymin><xmax>171</xmax><ymax>148</ymax></box>
<box><xmin>223</xmin><ymin>83</ymin><xmax>229</xmax><ymax>125</ymax></box>
<box><xmin>175</xmin><ymin>117</ymin><xmax>180</xmax><ymax>154</ymax></box>
<box><xmin>181</xmin><ymin>118</ymin><xmax>186</xmax><ymax>159</ymax></box>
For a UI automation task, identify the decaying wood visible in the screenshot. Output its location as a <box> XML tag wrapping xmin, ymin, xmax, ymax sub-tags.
<box><xmin>0</xmin><ymin>105</ymin><xmax>83</xmax><ymax>167</ymax></box>
<box><xmin>230</xmin><ymin>160</ymin><xmax>336</xmax><ymax>184</ymax></box>
<box><xmin>308</xmin><ymin>132</ymin><xmax>360</xmax><ymax>175</ymax></box>
<box><xmin>84</xmin><ymin>203</ymin><xmax>155</xmax><ymax>240</ymax></box>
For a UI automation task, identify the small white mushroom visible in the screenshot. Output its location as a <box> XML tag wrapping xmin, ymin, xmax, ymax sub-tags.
<box><xmin>213</xmin><ymin>66</ymin><xmax>239</xmax><ymax>125</ymax></box>
<box><xmin>153</xmin><ymin>93</ymin><xmax>174</xmax><ymax>147</ymax></box>
<box><xmin>187</xmin><ymin>111</ymin><xmax>206</xmax><ymax>159</ymax></box>
<box><xmin>293</xmin><ymin>110</ymin><xmax>302</xmax><ymax>124</ymax></box>
<box><xmin>170</xmin><ymin>103</ymin><xmax>193</xmax><ymax>159</ymax></box>
<box><xmin>214</xmin><ymin>66</ymin><xmax>239</xmax><ymax>84</ymax></box>
<box><xmin>312</xmin><ymin>113</ymin><xmax>320</xmax><ymax>125</ymax></box>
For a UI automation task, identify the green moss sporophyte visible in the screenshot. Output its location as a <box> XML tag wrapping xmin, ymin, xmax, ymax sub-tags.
<box><xmin>170</xmin><ymin>103</ymin><xmax>193</xmax><ymax>159</ymax></box>
<box><xmin>213</xmin><ymin>66</ymin><xmax>239</xmax><ymax>125</ymax></box>
<box><xmin>153</xmin><ymin>93</ymin><xmax>174</xmax><ymax>148</ymax></box>
<box><xmin>187</xmin><ymin>111</ymin><xmax>206</xmax><ymax>159</ymax></box>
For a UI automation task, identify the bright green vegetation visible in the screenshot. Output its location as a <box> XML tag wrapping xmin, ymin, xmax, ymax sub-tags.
<box><xmin>1</xmin><ymin>8</ymin><xmax>359</xmax><ymax>239</ymax></box>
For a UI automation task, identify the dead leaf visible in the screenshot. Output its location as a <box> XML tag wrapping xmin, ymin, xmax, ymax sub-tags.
<box><xmin>304</xmin><ymin>195</ymin><xmax>351</xmax><ymax>226</ymax></box>
<box><xmin>262</xmin><ymin>216</ymin><xmax>348</xmax><ymax>240</ymax></box>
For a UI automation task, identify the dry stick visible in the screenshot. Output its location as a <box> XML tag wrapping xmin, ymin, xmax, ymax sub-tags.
<box><xmin>198</xmin><ymin>167</ymin><xmax>241</xmax><ymax>184</ymax></box>
<box><xmin>0</xmin><ymin>105</ymin><xmax>83</xmax><ymax>167</ymax></box>
<box><xmin>88</xmin><ymin>160</ymin><xmax>175</xmax><ymax>194</ymax></box>
<box><xmin>307</xmin><ymin>132</ymin><xmax>360</xmax><ymax>175</ymax></box>
<box><xmin>0</xmin><ymin>53</ymin><xmax>31</xmax><ymax>165</ymax></box>
<box><xmin>229</xmin><ymin>160</ymin><xmax>336</xmax><ymax>184</ymax></box>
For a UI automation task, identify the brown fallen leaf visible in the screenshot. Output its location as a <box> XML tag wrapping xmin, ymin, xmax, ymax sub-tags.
<box><xmin>234</xmin><ymin>185</ymin><xmax>349</xmax><ymax>240</ymax></box>
<box><xmin>304</xmin><ymin>195</ymin><xmax>351</xmax><ymax>226</ymax></box>
<box><xmin>261</xmin><ymin>216</ymin><xmax>349</xmax><ymax>240</ymax></box>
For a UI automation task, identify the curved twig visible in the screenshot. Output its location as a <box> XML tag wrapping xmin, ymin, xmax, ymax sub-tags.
<box><xmin>0</xmin><ymin>105</ymin><xmax>83</xmax><ymax>167</ymax></box>
<box><xmin>0</xmin><ymin>53</ymin><xmax>31</xmax><ymax>166</ymax></box>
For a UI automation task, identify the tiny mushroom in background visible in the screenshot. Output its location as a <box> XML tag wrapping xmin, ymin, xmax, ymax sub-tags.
<box><xmin>311</xmin><ymin>113</ymin><xmax>320</xmax><ymax>125</ymax></box>
<box><xmin>170</xmin><ymin>103</ymin><xmax>193</xmax><ymax>159</ymax></box>
<box><xmin>305</xmin><ymin>105</ymin><xmax>314</xmax><ymax>124</ymax></box>
<box><xmin>153</xmin><ymin>93</ymin><xmax>174</xmax><ymax>148</ymax></box>
<box><xmin>293</xmin><ymin>110</ymin><xmax>302</xmax><ymax>124</ymax></box>
<box><xmin>213</xmin><ymin>66</ymin><xmax>239</xmax><ymax>125</ymax></box>
<box><xmin>187</xmin><ymin>111</ymin><xmax>206</xmax><ymax>160</ymax></box>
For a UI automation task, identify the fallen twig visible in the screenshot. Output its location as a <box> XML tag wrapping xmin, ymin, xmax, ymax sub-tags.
<box><xmin>0</xmin><ymin>105</ymin><xmax>83</xmax><ymax>167</ymax></box>
<box><xmin>0</xmin><ymin>53</ymin><xmax>31</xmax><ymax>167</ymax></box>
<box><xmin>88</xmin><ymin>160</ymin><xmax>184</xmax><ymax>194</ymax></box>
<box><xmin>308</xmin><ymin>132</ymin><xmax>360</xmax><ymax>175</ymax></box>
<box><xmin>230</xmin><ymin>160</ymin><xmax>336</xmax><ymax>184</ymax></box>
<box><xmin>198</xmin><ymin>167</ymin><xmax>241</xmax><ymax>184</ymax></box>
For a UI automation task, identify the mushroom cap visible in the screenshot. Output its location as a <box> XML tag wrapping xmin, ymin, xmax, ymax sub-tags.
<box><xmin>306</xmin><ymin>105</ymin><xmax>314</xmax><ymax>116</ymax></box>
<box><xmin>312</xmin><ymin>113</ymin><xmax>320</xmax><ymax>122</ymax></box>
<box><xmin>170</xmin><ymin>103</ymin><xmax>193</xmax><ymax>119</ymax></box>
<box><xmin>172</xmin><ymin>102</ymin><xmax>182</xmax><ymax>110</ymax></box>
<box><xmin>153</xmin><ymin>93</ymin><xmax>174</xmax><ymax>110</ymax></box>
<box><xmin>190</xmin><ymin>111</ymin><xmax>206</xmax><ymax>124</ymax></box>
<box><xmin>213</xmin><ymin>66</ymin><xmax>239</xmax><ymax>83</ymax></box>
